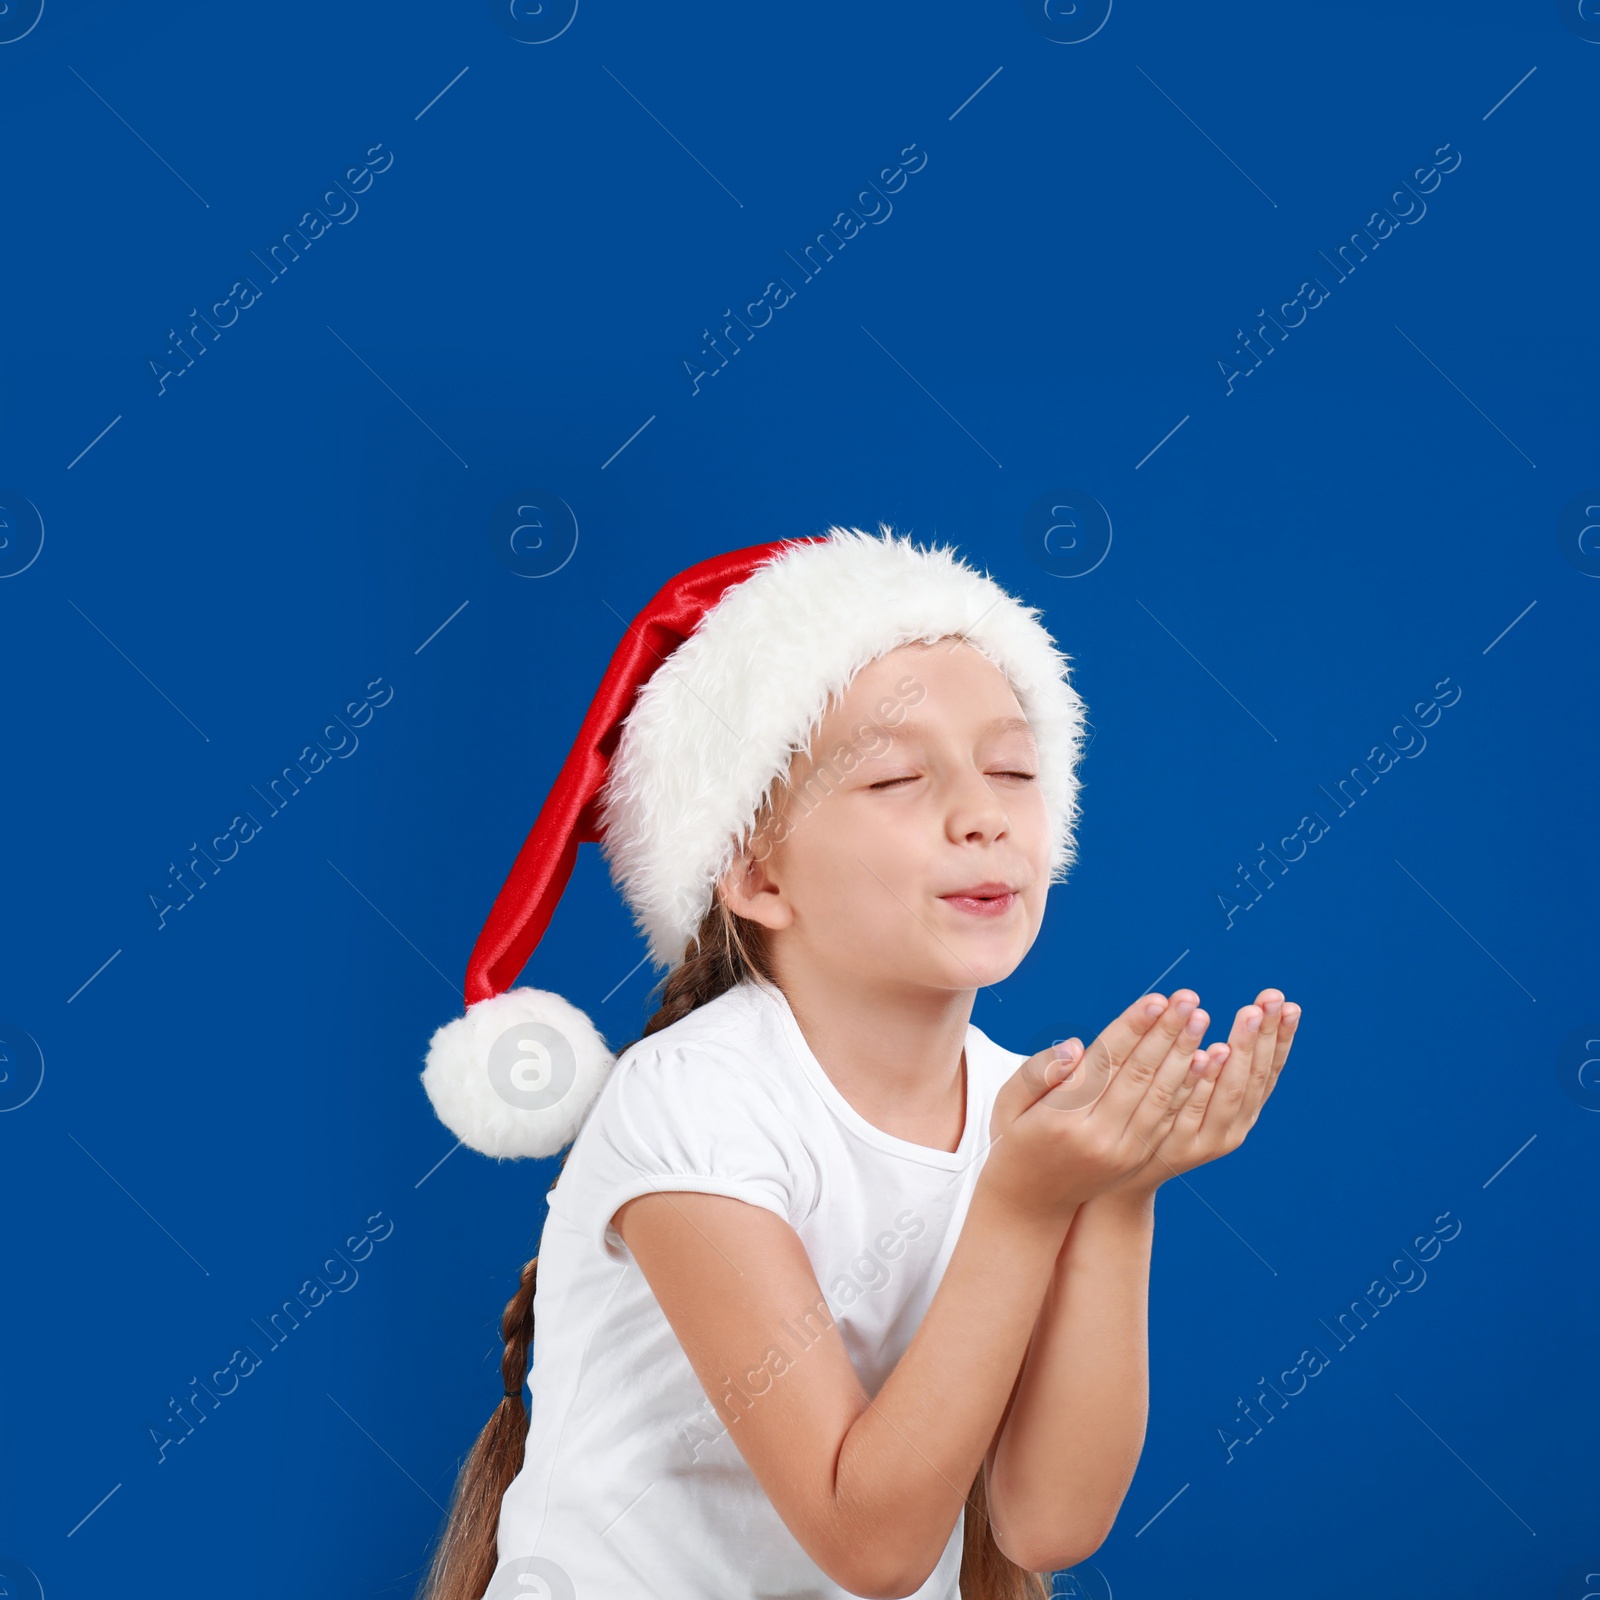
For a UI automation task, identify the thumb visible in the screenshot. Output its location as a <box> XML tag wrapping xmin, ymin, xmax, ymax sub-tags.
<box><xmin>998</xmin><ymin>1039</ymin><xmax>1083</xmax><ymax>1119</ymax></box>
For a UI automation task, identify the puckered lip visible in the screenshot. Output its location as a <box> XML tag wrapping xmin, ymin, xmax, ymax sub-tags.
<box><xmin>939</xmin><ymin>882</ymin><xmax>1018</xmax><ymax>899</ymax></box>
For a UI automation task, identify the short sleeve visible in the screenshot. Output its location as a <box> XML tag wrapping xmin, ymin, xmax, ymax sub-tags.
<box><xmin>554</xmin><ymin>1040</ymin><xmax>814</xmax><ymax>1262</ymax></box>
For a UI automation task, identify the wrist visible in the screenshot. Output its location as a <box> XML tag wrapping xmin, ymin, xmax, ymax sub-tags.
<box><xmin>972</xmin><ymin>1171</ymin><xmax>1079</xmax><ymax>1253</ymax></box>
<box><xmin>1084</xmin><ymin>1182</ymin><xmax>1159</xmax><ymax>1222</ymax></box>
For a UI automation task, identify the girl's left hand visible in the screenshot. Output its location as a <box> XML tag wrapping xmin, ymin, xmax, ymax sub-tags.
<box><xmin>1098</xmin><ymin>988</ymin><xmax>1301</xmax><ymax>1198</ymax></box>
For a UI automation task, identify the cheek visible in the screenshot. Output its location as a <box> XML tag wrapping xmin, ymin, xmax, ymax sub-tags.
<box><xmin>809</xmin><ymin>807</ymin><xmax>923</xmax><ymax>920</ymax></box>
<box><xmin>1017</xmin><ymin>791</ymin><xmax>1054</xmax><ymax>915</ymax></box>
<box><xmin>1019</xmin><ymin>787</ymin><xmax>1052</xmax><ymax>862</ymax></box>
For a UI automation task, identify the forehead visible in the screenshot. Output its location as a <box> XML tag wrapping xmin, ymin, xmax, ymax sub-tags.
<box><xmin>875</xmin><ymin>713</ymin><xmax>1037</xmax><ymax>747</ymax></box>
<box><xmin>825</xmin><ymin>637</ymin><xmax>1022</xmax><ymax>715</ymax></box>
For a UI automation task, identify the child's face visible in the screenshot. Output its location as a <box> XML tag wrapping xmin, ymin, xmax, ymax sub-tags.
<box><xmin>723</xmin><ymin>638</ymin><xmax>1051</xmax><ymax>994</ymax></box>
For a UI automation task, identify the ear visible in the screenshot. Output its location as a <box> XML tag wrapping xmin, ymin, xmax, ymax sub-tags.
<box><xmin>718</xmin><ymin>833</ymin><xmax>792</xmax><ymax>933</ymax></box>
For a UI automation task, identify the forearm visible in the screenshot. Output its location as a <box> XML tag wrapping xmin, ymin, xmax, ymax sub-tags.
<box><xmin>829</xmin><ymin>1181</ymin><xmax>1071</xmax><ymax>1591</ymax></box>
<box><xmin>988</xmin><ymin>1187</ymin><xmax>1156</xmax><ymax>1567</ymax></box>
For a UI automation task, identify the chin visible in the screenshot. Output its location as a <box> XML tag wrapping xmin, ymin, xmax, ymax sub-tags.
<box><xmin>937</xmin><ymin>939</ymin><xmax>1026</xmax><ymax>990</ymax></box>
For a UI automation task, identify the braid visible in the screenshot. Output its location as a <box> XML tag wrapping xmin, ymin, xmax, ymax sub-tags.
<box><xmin>635</xmin><ymin>893</ymin><xmax>774</xmax><ymax>1044</ymax></box>
<box><xmin>499</xmin><ymin>1254</ymin><xmax>540</xmax><ymax>1402</ymax></box>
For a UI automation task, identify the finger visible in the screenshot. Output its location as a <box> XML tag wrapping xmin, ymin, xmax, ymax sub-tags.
<box><xmin>1184</xmin><ymin>1049</ymin><xmax>1228</xmax><ymax>1139</ymax></box>
<box><xmin>1079</xmin><ymin>992</ymin><xmax>1178</xmax><ymax>1083</ymax></box>
<box><xmin>1092</xmin><ymin>992</ymin><xmax>1202</xmax><ymax>1129</ymax></box>
<box><xmin>1272</xmin><ymin>1001</ymin><xmax>1300</xmax><ymax>1072</ymax></box>
<box><xmin>1258</xmin><ymin>1001</ymin><xmax>1300</xmax><ymax>1111</ymax></box>
<box><xmin>1128</xmin><ymin>1005</ymin><xmax>1211</xmax><ymax>1145</ymax></box>
<box><xmin>1133</xmin><ymin>1043</ymin><xmax>1229</xmax><ymax>1182</ymax></box>
<box><xmin>1165</xmin><ymin>1042</ymin><xmax>1231</xmax><ymax>1136</ymax></box>
<box><xmin>1048</xmin><ymin>994</ymin><xmax>1172</xmax><ymax>1114</ymax></box>
<box><xmin>1198</xmin><ymin>1004</ymin><xmax>1261</xmax><ymax>1143</ymax></box>
<box><xmin>1002</xmin><ymin>1037</ymin><xmax>1087</xmax><ymax>1117</ymax></box>
<box><xmin>1166</xmin><ymin>1046</ymin><xmax>1210</xmax><ymax>1113</ymax></box>
<box><xmin>1175</xmin><ymin>1042</ymin><xmax>1229</xmax><ymax>1118</ymax></box>
<box><xmin>1143</xmin><ymin>1040</ymin><xmax>1212</xmax><ymax>1138</ymax></box>
<box><xmin>1244</xmin><ymin>989</ymin><xmax>1285</xmax><ymax>1113</ymax></box>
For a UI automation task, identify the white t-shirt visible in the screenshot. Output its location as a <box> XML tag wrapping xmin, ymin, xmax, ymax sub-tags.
<box><xmin>482</xmin><ymin>974</ymin><xmax>1021</xmax><ymax>1600</ymax></box>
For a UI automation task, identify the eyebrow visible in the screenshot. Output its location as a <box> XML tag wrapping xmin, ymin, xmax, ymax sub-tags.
<box><xmin>875</xmin><ymin>715</ymin><xmax>1038</xmax><ymax>747</ymax></box>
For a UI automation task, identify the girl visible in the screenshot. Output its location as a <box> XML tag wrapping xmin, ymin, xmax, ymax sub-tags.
<box><xmin>416</xmin><ymin>526</ymin><xmax>1299</xmax><ymax>1599</ymax></box>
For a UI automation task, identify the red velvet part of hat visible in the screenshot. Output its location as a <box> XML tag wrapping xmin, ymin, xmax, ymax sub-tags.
<box><xmin>463</xmin><ymin>536</ymin><xmax>827</xmax><ymax>1006</ymax></box>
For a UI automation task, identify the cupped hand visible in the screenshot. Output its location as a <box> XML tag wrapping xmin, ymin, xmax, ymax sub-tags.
<box><xmin>1098</xmin><ymin>987</ymin><xmax>1301</xmax><ymax>1199</ymax></box>
<box><xmin>982</xmin><ymin>990</ymin><xmax>1219</xmax><ymax>1223</ymax></box>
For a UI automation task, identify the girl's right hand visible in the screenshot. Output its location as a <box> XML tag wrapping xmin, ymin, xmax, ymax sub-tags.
<box><xmin>981</xmin><ymin>991</ymin><xmax>1223</xmax><ymax>1222</ymax></box>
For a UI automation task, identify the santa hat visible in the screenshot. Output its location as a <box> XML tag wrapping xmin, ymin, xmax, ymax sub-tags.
<box><xmin>421</xmin><ymin>524</ymin><xmax>1089</xmax><ymax>1160</ymax></box>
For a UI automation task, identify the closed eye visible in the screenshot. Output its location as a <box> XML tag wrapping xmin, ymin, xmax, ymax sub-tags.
<box><xmin>869</xmin><ymin>770</ymin><xmax>1036</xmax><ymax>790</ymax></box>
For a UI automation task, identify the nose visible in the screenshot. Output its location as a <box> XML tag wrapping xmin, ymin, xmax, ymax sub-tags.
<box><xmin>944</xmin><ymin>765</ymin><xmax>1009</xmax><ymax>846</ymax></box>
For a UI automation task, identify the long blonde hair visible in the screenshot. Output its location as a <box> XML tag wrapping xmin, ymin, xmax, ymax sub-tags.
<box><xmin>415</xmin><ymin>892</ymin><xmax>1048</xmax><ymax>1600</ymax></box>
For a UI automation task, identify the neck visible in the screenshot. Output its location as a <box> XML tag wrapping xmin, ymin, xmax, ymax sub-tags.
<box><xmin>764</xmin><ymin>947</ymin><xmax>974</xmax><ymax>1153</ymax></box>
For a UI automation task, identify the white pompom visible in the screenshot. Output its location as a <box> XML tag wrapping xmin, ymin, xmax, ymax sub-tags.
<box><xmin>421</xmin><ymin>987</ymin><xmax>617</xmax><ymax>1160</ymax></box>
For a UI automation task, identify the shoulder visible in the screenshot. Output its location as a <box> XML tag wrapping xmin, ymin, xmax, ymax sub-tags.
<box><xmin>601</xmin><ymin>980</ymin><xmax>810</xmax><ymax>1129</ymax></box>
<box><xmin>557</xmin><ymin>982</ymin><xmax>822</xmax><ymax>1251</ymax></box>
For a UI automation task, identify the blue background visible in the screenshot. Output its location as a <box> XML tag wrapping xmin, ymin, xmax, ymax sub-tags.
<box><xmin>3</xmin><ymin>0</ymin><xmax>1596</xmax><ymax>1596</ymax></box>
